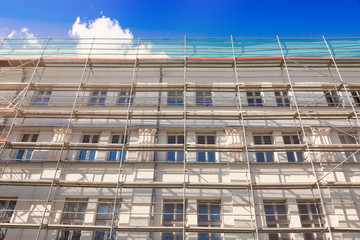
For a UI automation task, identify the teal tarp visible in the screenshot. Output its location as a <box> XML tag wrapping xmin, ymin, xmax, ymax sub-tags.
<box><xmin>1</xmin><ymin>38</ymin><xmax>360</xmax><ymax>59</ymax></box>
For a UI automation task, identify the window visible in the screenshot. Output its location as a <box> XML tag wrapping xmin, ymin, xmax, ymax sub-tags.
<box><xmin>58</xmin><ymin>198</ymin><xmax>88</xmax><ymax>240</ymax></box>
<box><xmin>78</xmin><ymin>134</ymin><xmax>99</xmax><ymax>161</ymax></box>
<box><xmin>168</xmin><ymin>92</ymin><xmax>183</xmax><ymax>106</ymax></box>
<box><xmin>253</xmin><ymin>135</ymin><xmax>274</xmax><ymax>162</ymax></box>
<box><xmin>90</xmin><ymin>91</ymin><xmax>107</xmax><ymax>106</ymax></box>
<box><xmin>167</xmin><ymin>135</ymin><xmax>184</xmax><ymax>162</ymax></box>
<box><xmin>197</xmin><ymin>200</ymin><xmax>221</xmax><ymax>240</ymax></box>
<box><xmin>351</xmin><ymin>91</ymin><xmax>360</xmax><ymax>107</ymax></box>
<box><xmin>33</xmin><ymin>91</ymin><xmax>51</xmax><ymax>106</ymax></box>
<box><xmin>117</xmin><ymin>91</ymin><xmax>133</xmax><ymax>106</ymax></box>
<box><xmin>108</xmin><ymin>135</ymin><xmax>127</xmax><ymax>162</ymax></box>
<box><xmin>339</xmin><ymin>134</ymin><xmax>360</xmax><ymax>162</ymax></box>
<box><xmin>264</xmin><ymin>200</ymin><xmax>290</xmax><ymax>240</ymax></box>
<box><xmin>274</xmin><ymin>91</ymin><xmax>290</xmax><ymax>107</ymax></box>
<box><xmin>324</xmin><ymin>91</ymin><xmax>341</xmax><ymax>107</ymax></box>
<box><xmin>196</xmin><ymin>92</ymin><xmax>212</xmax><ymax>106</ymax></box>
<box><xmin>0</xmin><ymin>198</ymin><xmax>17</xmax><ymax>240</ymax></box>
<box><xmin>94</xmin><ymin>199</ymin><xmax>120</xmax><ymax>240</ymax></box>
<box><xmin>247</xmin><ymin>91</ymin><xmax>262</xmax><ymax>106</ymax></box>
<box><xmin>197</xmin><ymin>135</ymin><xmax>216</xmax><ymax>162</ymax></box>
<box><xmin>162</xmin><ymin>200</ymin><xmax>184</xmax><ymax>240</ymax></box>
<box><xmin>15</xmin><ymin>133</ymin><xmax>38</xmax><ymax>161</ymax></box>
<box><xmin>283</xmin><ymin>134</ymin><xmax>304</xmax><ymax>162</ymax></box>
<box><xmin>297</xmin><ymin>199</ymin><xmax>324</xmax><ymax>240</ymax></box>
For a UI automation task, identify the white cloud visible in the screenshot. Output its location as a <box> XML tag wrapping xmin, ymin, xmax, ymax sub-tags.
<box><xmin>5</xmin><ymin>27</ymin><xmax>36</xmax><ymax>39</ymax></box>
<box><xmin>69</xmin><ymin>16</ymin><xmax>133</xmax><ymax>39</ymax></box>
<box><xmin>6</xmin><ymin>30</ymin><xmax>16</xmax><ymax>38</ymax></box>
<box><xmin>1</xmin><ymin>27</ymin><xmax>41</xmax><ymax>50</ymax></box>
<box><xmin>68</xmin><ymin>16</ymin><xmax>168</xmax><ymax>59</ymax></box>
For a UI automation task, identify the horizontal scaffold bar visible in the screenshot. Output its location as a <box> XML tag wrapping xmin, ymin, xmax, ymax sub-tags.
<box><xmin>2</xmin><ymin>82</ymin><xmax>358</xmax><ymax>92</ymax></box>
<box><xmin>3</xmin><ymin>142</ymin><xmax>360</xmax><ymax>152</ymax></box>
<box><xmin>0</xmin><ymin>109</ymin><xmax>357</xmax><ymax>120</ymax></box>
<box><xmin>0</xmin><ymin>180</ymin><xmax>358</xmax><ymax>189</ymax></box>
<box><xmin>0</xmin><ymin>223</ymin><xmax>357</xmax><ymax>233</ymax></box>
<box><xmin>1</xmin><ymin>57</ymin><xmax>360</xmax><ymax>68</ymax></box>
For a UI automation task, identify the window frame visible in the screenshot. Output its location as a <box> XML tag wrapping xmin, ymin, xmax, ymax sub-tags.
<box><xmin>58</xmin><ymin>198</ymin><xmax>88</xmax><ymax>240</ymax></box>
<box><xmin>197</xmin><ymin>200</ymin><xmax>221</xmax><ymax>240</ymax></box>
<box><xmin>338</xmin><ymin>133</ymin><xmax>360</xmax><ymax>162</ymax></box>
<box><xmin>196</xmin><ymin>135</ymin><xmax>216</xmax><ymax>163</ymax></box>
<box><xmin>93</xmin><ymin>198</ymin><xmax>121</xmax><ymax>240</ymax></box>
<box><xmin>246</xmin><ymin>91</ymin><xmax>263</xmax><ymax>106</ymax></box>
<box><xmin>162</xmin><ymin>199</ymin><xmax>185</xmax><ymax>240</ymax></box>
<box><xmin>167</xmin><ymin>92</ymin><xmax>184</xmax><ymax>106</ymax></box>
<box><xmin>253</xmin><ymin>135</ymin><xmax>274</xmax><ymax>162</ymax></box>
<box><xmin>167</xmin><ymin>135</ymin><xmax>184</xmax><ymax>162</ymax></box>
<box><xmin>14</xmin><ymin>133</ymin><xmax>39</xmax><ymax>161</ymax></box>
<box><xmin>263</xmin><ymin>199</ymin><xmax>290</xmax><ymax>240</ymax></box>
<box><xmin>297</xmin><ymin>199</ymin><xmax>325</xmax><ymax>240</ymax></box>
<box><xmin>351</xmin><ymin>90</ymin><xmax>360</xmax><ymax>107</ymax></box>
<box><xmin>117</xmin><ymin>91</ymin><xmax>134</xmax><ymax>106</ymax></box>
<box><xmin>324</xmin><ymin>91</ymin><xmax>342</xmax><ymax>107</ymax></box>
<box><xmin>78</xmin><ymin>134</ymin><xmax>100</xmax><ymax>161</ymax></box>
<box><xmin>274</xmin><ymin>91</ymin><xmax>290</xmax><ymax>107</ymax></box>
<box><xmin>32</xmin><ymin>91</ymin><xmax>51</xmax><ymax>106</ymax></box>
<box><xmin>89</xmin><ymin>91</ymin><xmax>107</xmax><ymax>106</ymax></box>
<box><xmin>282</xmin><ymin>134</ymin><xmax>304</xmax><ymax>162</ymax></box>
<box><xmin>196</xmin><ymin>91</ymin><xmax>213</xmax><ymax>106</ymax></box>
<box><xmin>108</xmin><ymin>134</ymin><xmax>128</xmax><ymax>162</ymax></box>
<box><xmin>0</xmin><ymin>197</ymin><xmax>17</xmax><ymax>240</ymax></box>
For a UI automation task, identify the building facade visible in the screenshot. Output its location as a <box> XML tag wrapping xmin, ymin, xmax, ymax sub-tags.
<box><xmin>0</xmin><ymin>37</ymin><xmax>359</xmax><ymax>240</ymax></box>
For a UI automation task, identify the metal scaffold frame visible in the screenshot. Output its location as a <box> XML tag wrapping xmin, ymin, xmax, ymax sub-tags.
<box><xmin>0</xmin><ymin>38</ymin><xmax>50</xmax><ymax>156</ymax></box>
<box><xmin>277</xmin><ymin>36</ymin><xmax>334</xmax><ymax>240</ymax></box>
<box><xmin>35</xmin><ymin>37</ymin><xmax>96</xmax><ymax>240</ymax></box>
<box><xmin>0</xmin><ymin>37</ymin><xmax>360</xmax><ymax>239</ymax></box>
<box><xmin>231</xmin><ymin>35</ymin><xmax>259</xmax><ymax>240</ymax></box>
<box><xmin>111</xmin><ymin>36</ymin><xmax>140</xmax><ymax>240</ymax></box>
<box><xmin>182</xmin><ymin>35</ymin><xmax>187</xmax><ymax>240</ymax></box>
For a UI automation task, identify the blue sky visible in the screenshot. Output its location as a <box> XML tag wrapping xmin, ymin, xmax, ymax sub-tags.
<box><xmin>1</xmin><ymin>0</ymin><xmax>360</xmax><ymax>38</ymax></box>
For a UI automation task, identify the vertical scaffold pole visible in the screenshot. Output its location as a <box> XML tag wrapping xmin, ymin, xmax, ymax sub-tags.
<box><xmin>113</xmin><ymin>37</ymin><xmax>141</xmax><ymax>240</ymax></box>
<box><xmin>182</xmin><ymin>35</ymin><xmax>187</xmax><ymax>240</ymax></box>
<box><xmin>35</xmin><ymin>37</ymin><xmax>95</xmax><ymax>240</ymax></box>
<box><xmin>231</xmin><ymin>35</ymin><xmax>259</xmax><ymax>240</ymax></box>
<box><xmin>277</xmin><ymin>35</ymin><xmax>334</xmax><ymax>240</ymax></box>
<box><xmin>323</xmin><ymin>36</ymin><xmax>360</xmax><ymax>136</ymax></box>
<box><xmin>323</xmin><ymin>36</ymin><xmax>360</xmax><ymax>146</ymax></box>
<box><xmin>321</xmin><ymin>36</ymin><xmax>360</xmax><ymax>220</ymax></box>
<box><xmin>0</xmin><ymin>37</ymin><xmax>6</xmax><ymax>48</ymax></box>
<box><xmin>0</xmin><ymin>38</ymin><xmax>49</xmax><ymax>157</ymax></box>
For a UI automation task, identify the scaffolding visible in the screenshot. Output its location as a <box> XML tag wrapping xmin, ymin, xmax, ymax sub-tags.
<box><xmin>0</xmin><ymin>37</ymin><xmax>360</xmax><ymax>240</ymax></box>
